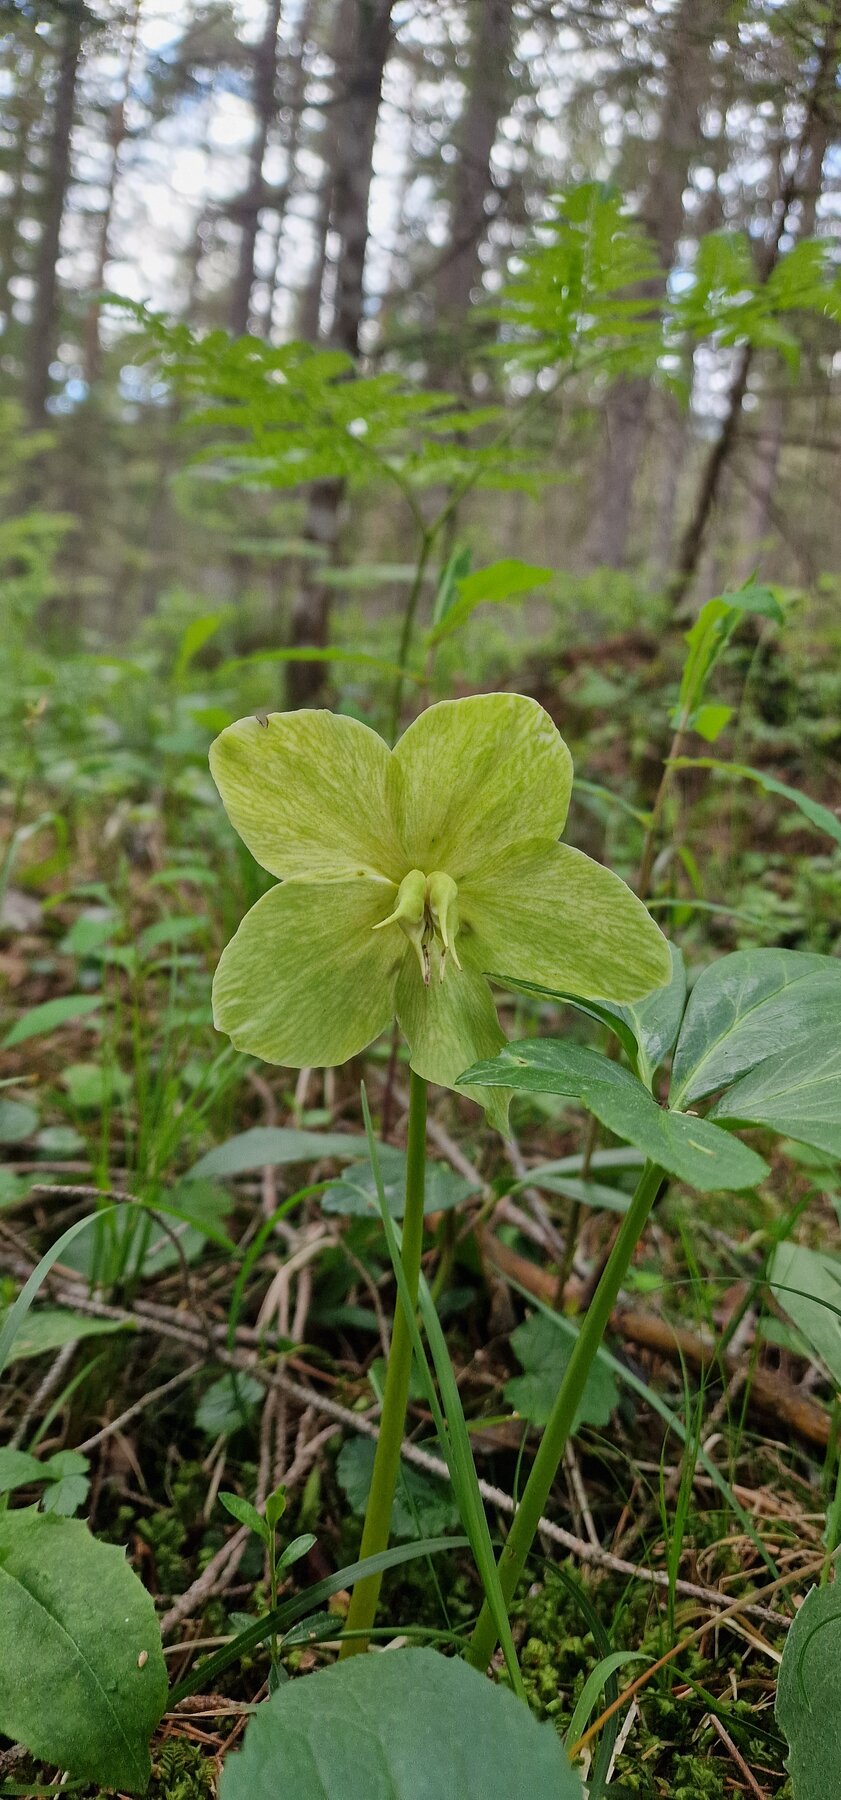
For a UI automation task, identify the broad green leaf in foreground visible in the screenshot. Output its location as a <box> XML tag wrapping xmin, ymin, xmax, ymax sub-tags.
<box><xmin>671</xmin><ymin>949</ymin><xmax>841</xmax><ymax>1108</ymax></box>
<box><xmin>462</xmin><ymin>1040</ymin><xmax>768</xmax><ymax>1192</ymax></box>
<box><xmin>218</xmin><ymin>1648</ymin><xmax>582</xmax><ymax>1800</ymax></box>
<box><xmin>711</xmin><ymin>1023</ymin><xmax>841</xmax><ymax>1158</ymax></box>
<box><xmin>768</xmin><ymin>1243</ymin><xmax>841</xmax><ymax>1387</ymax></box>
<box><xmin>321</xmin><ymin>1144</ymin><xmax>477</xmax><ymax>1217</ymax></box>
<box><xmin>496</xmin><ymin>943</ymin><xmax>686</xmax><ymax>1087</ymax></box>
<box><xmin>0</xmin><ymin>1511</ymin><xmax>166</xmax><ymax>1791</ymax></box>
<box><xmin>777</xmin><ymin>1583</ymin><xmax>841</xmax><ymax>1800</ymax></box>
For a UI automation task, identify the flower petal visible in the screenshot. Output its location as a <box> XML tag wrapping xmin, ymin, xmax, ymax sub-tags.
<box><xmin>213</xmin><ymin>878</ymin><xmax>402</xmax><ymax>1067</ymax></box>
<box><xmin>461</xmin><ymin>840</ymin><xmax>672</xmax><ymax>1002</ymax></box>
<box><xmin>391</xmin><ymin>694</ymin><xmax>572</xmax><ymax>878</ymax></box>
<box><xmin>210</xmin><ymin>711</ymin><xmax>405</xmax><ymax>881</ymax></box>
<box><xmin>396</xmin><ymin>951</ymin><xmax>510</xmax><ymax>1134</ymax></box>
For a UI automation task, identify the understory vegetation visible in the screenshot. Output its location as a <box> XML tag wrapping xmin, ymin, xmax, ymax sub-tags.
<box><xmin>2</xmin><ymin>2</ymin><xmax>841</xmax><ymax>1796</ymax></box>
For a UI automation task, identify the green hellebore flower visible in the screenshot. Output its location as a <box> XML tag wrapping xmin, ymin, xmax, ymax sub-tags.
<box><xmin>209</xmin><ymin>694</ymin><xmax>671</xmax><ymax>1134</ymax></box>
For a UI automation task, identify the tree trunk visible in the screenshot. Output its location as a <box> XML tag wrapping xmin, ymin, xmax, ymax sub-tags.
<box><xmin>669</xmin><ymin>2</ymin><xmax>839</xmax><ymax>610</ymax></box>
<box><xmin>260</xmin><ymin>0</ymin><xmax>319</xmax><ymax>338</ymax></box>
<box><xmin>25</xmin><ymin>5</ymin><xmax>82</xmax><ymax>427</ymax></box>
<box><xmin>229</xmin><ymin>0</ymin><xmax>283</xmax><ymax>339</ymax></box>
<box><xmin>427</xmin><ymin>0</ymin><xmax>513</xmax><ymax>389</ymax></box>
<box><xmin>287</xmin><ymin>0</ymin><xmax>395</xmax><ymax>707</ymax></box>
<box><xmin>296</xmin><ymin>0</ymin><xmax>358</xmax><ymax>342</ymax></box>
<box><xmin>85</xmin><ymin>0</ymin><xmax>143</xmax><ymax>387</ymax></box>
<box><xmin>583</xmin><ymin>0</ymin><xmax>728</xmax><ymax>569</ymax></box>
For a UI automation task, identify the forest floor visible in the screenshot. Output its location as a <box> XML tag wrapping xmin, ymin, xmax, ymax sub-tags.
<box><xmin>2</xmin><ymin>616</ymin><xmax>839</xmax><ymax>1799</ymax></box>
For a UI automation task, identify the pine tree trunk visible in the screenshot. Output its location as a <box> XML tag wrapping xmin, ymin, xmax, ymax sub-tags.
<box><xmin>583</xmin><ymin>0</ymin><xmax>727</xmax><ymax>570</ymax></box>
<box><xmin>428</xmin><ymin>0</ymin><xmax>513</xmax><ymax>389</ymax></box>
<box><xmin>25</xmin><ymin>6</ymin><xmax>82</xmax><ymax>427</ymax></box>
<box><xmin>229</xmin><ymin>0</ymin><xmax>283</xmax><ymax>339</ymax></box>
<box><xmin>287</xmin><ymin>0</ymin><xmax>395</xmax><ymax>707</ymax></box>
<box><xmin>85</xmin><ymin>0</ymin><xmax>143</xmax><ymax>387</ymax></box>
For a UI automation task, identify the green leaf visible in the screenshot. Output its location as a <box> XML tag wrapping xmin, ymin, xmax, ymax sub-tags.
<box><xmin>187</xmin><ymin>1127</ymin><xmax>365</xmax><ymax>1181</ymax></box>
<box><xmin>689</xmin><ymin>702</ymin><xmax>733</xmax><ymax>742</ymax></box>
<box><xmin>670</xmin><ymin>758</ymin><xmax>841</xmax><ymax>850</ymax></box>
<box><xmin>0</xmin><ymin>1098</ymin><xmax>39</xmax><ymax>1143</ymax></box>
<box><xmin>0</xmin><ymin>1307</ymin><xmax>130</xmax><ymax>1365</ymax></box>
<box><xmin>676</xmin><ymin>582</ymin><xmax>784</xmax><ymax>722</ymax></box>
<box><xmin>777</xmin><ymin>1583</ymin><xmax>841</xmax><ymax>1799</ymax></box>
<box><xmin>277</xmin><ymin>1533</ymin><xmax>317</xmax><ymax>1571</ymax></box>
<box><xmin>0</xmin><ymin>1511</ymin><xmax>166</xmax><ymax>1791</ymax></box>
<box><xmin>712</xmin><ymin>1024</ymin><xmax>841</xmax><ymax>1157</ymax></box>
<box><xmin>196</xmin><ymin>1373</ymin><xmax>263</xmax><ymax>1437</ymax></box>
<box><xmin>2</xmin><ymin>994</ymin><xmax>102</xmax><ymax>1049</ymax></box>
<box><xmin>61</xmin><ymin>1061</ymin><xmax>131</xmax><ymax>1111</ymax></box>
<box><xmin>321</xmin><ymin>1145</ymin><xmax>477</xmax><ymax>1218</ymax></box>
<box><xmin>768</xmin><ymin>1243</ymin><xmax>841</xmax><ymax>1387</ymax></box>
<box><xmin>509</xmin><ymin>945</ymin><xmax>686</xmax><ymax>1087</ymax></box>
<box><xmin>564</xmin><ymin>1649</ymin><xmax>649</xmax><ymax>1752</ymax></box>
<box><xmin>464</xmin><ymin>1040</ymin><xmax>769</xmax><ymax>1192</ymax></box>
<box><xmin>173</xmin><ymin>608</ymin><xmax>233</xmax><ymax>679</ymax></box>
<box><xmin>505</xmin><ymin>1313</ymin><xmax>618</xmax><ymax>1430</ymax></box>
<box><xmin>670</xmin><ymin>950</ymin><xmax>841</xmax><ymax>1109</ymax></box>
<box><xmin>219</xmin><ymin>1491</ymin><xmax>271</xmax><ymax>1543</ymax></box>
<box><xmin>0</xmin><ymin>1448</ymin><xmax>43</xmax><ymax>1494</ymax></box>
<box><xmin>336</xmin><ymin>1437</ymin><xmax>460</xmax><ymax>1541</ymax></box>
<box><xmin>427</xmin><ymin>558</ymin><xmax>553</xmax><ymax>644</ymax></box>
<box><xmin>217</xmin><ymin>1648</ymin><xmax>582</xmax><ymax>1800</ymax></box>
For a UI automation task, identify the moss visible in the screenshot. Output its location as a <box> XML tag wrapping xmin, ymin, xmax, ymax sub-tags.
<box><xmin>149</xmin><ymin>1739</ymin><xmax>216</xmax><ymax>1800</ymax></box>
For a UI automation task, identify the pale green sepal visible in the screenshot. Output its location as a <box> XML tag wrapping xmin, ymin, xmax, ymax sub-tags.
<box><xmin>209</xmin><ymin>711</ymin><xmax>405</xmax><ymax>882</ymax></box>
<box><xmin>396</xmin><ymin>950</ymin><xmax>511</xmax><ymax>1133</ymax></box>
<box><xmin>391</xmin><ymin>694</ymin><xmax>573</xmax><ymax>879</ymax></box>
<box><xmin>462</xmin><ymin>839</ymin><xmax>672</xmax><ymax>1003</ymax></box>
<box><xmin>213</xmin><ymin>878</ymin><xmax>402</xmax><ymax>1068</ymax></box>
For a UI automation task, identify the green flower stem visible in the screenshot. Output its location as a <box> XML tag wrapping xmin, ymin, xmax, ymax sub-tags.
<box><xmin>466</xmin><ymin>1158</ymin><xmax>665</xmax><ymax>1673</ymax></box>
<box><xmin>339</xmin><ymin>1070</ymin><xmax>428</xmax><ymax>1656</ymax></box>
<box><xmin>389</xmin><ymin>531</ymin><xmax>433</xmax><ymax>740</ymax></box>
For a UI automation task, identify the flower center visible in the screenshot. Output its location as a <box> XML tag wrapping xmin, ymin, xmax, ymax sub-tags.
<box><xmin>374</xmin><ymin>868</ymin><xmax>462</xmax><ymax>986</ymax></box>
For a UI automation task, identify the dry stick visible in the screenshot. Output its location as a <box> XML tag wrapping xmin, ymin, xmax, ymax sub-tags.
<box><xmin>709</xmin><ymin>1713</ymin><xmax>769</xmax><ymax>1800</ymax></box>
<box><xmin>11</xmin><ymin>1266</ymin><xmax>788</xmax><ymax>1629</ymax></box>
<box><xmin>160</xmin><ymin>1527</ymin><xmax>251</xmax><ymax>1637</ymax></box>
<box><xmin>668</xmin><ymin>4</ymin><xmax>839</xmax><ymax>613</ymax></box>
<box><xmin>8</xmin><ymin>1338</ymin><xmax>77</xmax><ymax>1450</ymax></box>
<box><xmin>77</xmin><ymin>1363</ymin><xmax>202</xmax><ymax>1453</ymax></box>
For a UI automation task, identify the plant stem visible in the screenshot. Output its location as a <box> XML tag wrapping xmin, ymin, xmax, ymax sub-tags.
<box><xmin>339</xmin><ymin>1070</ymin><xmax>428</xmax><ymax>1655</ymax></box>
<box><xmin>389</xmin><ymin>531</ymin><xmax>433</xmax><ymax>740</ymax></box>
<box><xmin>465</xmin><ymin>1159</ymin><xmax>664</xmax><ymax>1673</ymax></box>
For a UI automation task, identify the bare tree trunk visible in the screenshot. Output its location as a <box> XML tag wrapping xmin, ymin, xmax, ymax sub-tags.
<box><xmin>85</xmin><ymin>0</ymin><xmax>143</xmax><ymax>387</ymax></box>
<box><xmin>296</xmin><ymin>0</ymin><xmax>355</xmax><ymax>337</ymax></box>
<box><xmin>25</xmin><ymin>4</ymin><xmax>83</xmax><ymax>427</ymax></box>
<box><xmin>734</xmin><ymin>80</ymin><xmax>832</xmax><ymax>582</ymax></box>
<box><xmin>229</xmin><ymin>0</ymin><xmax>283</xmax><ymax>339</ymax></box>
<box><xmin>669</xmin><ymin>3</ymin><xmax>839</xmax><ymax>609</ymax></box>
<box><xmin>261</xmin><ymin>0</ymin><xmax>319</xmax><ymax>338</ymax></box>
<box><xmin>427</xmin><ymin>0</ymin><xmax>513</xmax><ymax>389</ymax></box>
<box><xmin>583</xmin><ymin>0</ymin><xmax>728</xmax><ymax>569</ymax></box>
<box><xmin>287</xmin><ymin>0</ymin><xmax>395</xmax><ymax>707</ymax></box>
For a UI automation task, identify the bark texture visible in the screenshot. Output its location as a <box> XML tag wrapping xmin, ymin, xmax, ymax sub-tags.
<box><xmin>229</xmin><ymin>0</ymin><xmax>283</xmax><ymax>339</ymax></box>
<box><xmin>288</xmin><ymin>0</ymin><xmax>395</xmax><ymax>706</ymax></box>
<box><xmin>583</xmin><ymin>0</ymin><xmax>729</xmax><ymax>570</ymax></box>
<box><xmin>25</xmin><ymin>4</ymin><xmax>83</xmax><ymax>426</ymax></box>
